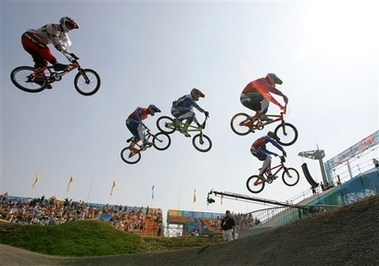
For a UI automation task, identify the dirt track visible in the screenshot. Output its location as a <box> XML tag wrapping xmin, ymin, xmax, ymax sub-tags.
<box><xmin>2</xmin><ymin>195</ymin><xmax>379</xmax><ymax>266</ymax></box>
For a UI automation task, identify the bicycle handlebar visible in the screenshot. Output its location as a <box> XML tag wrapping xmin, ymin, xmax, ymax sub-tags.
<box><xmin>62</xmin><ymin>51</ymin><xmax>79</xmax><ymax>62</ymax></box>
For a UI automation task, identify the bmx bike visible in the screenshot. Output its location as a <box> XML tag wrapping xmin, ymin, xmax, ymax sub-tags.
<box><xmin>230</xmin><ymin>104</ymin><xmax>298</xmax><ymax>146</ymax></box>
<box><xmin>120</xmin><ymin>124</ymin><xmax>171</xmax><ymax>164</ymax></box>
<box><xmin>246</xmin><ymin>156</ymin><xmax>300</xmax><ymax>194</ymax></box>
<box><xmin>10</xmin><ymin>52</ymin><xmax>101</xmax><ymax>96</ymax></box>
<box><xmin>156</xmin><ymin>114</ymin><xmax>212</xmax><ymax>152</ymax></box>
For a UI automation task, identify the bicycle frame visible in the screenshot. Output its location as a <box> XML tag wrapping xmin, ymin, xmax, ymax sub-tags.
<box><xmin>241</xmin><ymin>105</ymin><xmax>287</xmax><ymax>130</ymax></box>
<box><xmin>127</xmin><ymin>129</ymin><xmax>155</xmax><ymax>156</ymax></box>
<box><xmin>253</xmin><ymin>158</ymin><xmax>286</xmax><ymax>186</ymax></box>
<box><xmin>31</xmin><ymin>54</ymin><xmax>80</xmax><ymax>85</ymax></box>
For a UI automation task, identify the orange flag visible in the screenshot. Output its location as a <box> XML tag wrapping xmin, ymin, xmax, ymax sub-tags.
<box><xmin>66</xmin><ymin>176</ymin><xmax>74</xmax><ymax>192</ymax></box>
<box><xmin>32</xmin><ymin>173</ymin><xmax>39</xmax><ymax>188</ymax></box>
<box><xmin>110</xmin><ymin>181</ymin><xmax>116</xmax><ymax>195</ymax></box>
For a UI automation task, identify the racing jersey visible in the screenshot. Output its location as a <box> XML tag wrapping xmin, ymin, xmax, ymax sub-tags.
<box><xmin>172</xmin><ymin>94</ymin><xmax>205</xmax><ymax>112</ymax></box>
<box><xmin>27</xmin><ymin>23</ymin><xmax>72</xmax><ymax>51</ymax></box>
<box><xmin>242</xmin><ymin>77</ymin><xmax>284</xmax><ymax>108</ymax></box>
<box><xmin>252</xmin><ymin>135</ymin><xmax>284</xmax><ymax>155</ymax></box>
<box><xmin>127</xmin><ymin>107</ymin><xmax>149</xmax><ymax>124</ymax></box>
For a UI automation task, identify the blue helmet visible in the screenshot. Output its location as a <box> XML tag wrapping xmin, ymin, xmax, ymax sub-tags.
<box><xmin>148</xmin><ymin>104</ymin><xmax>161</xmax><ymax>116</ymax></box>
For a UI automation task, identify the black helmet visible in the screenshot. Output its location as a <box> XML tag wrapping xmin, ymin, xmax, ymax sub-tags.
<box><xmin>148</xmin><ymin>104</ymin><xmax>161</xmax><ymax>116</ymax></box>
<box><xmin>266</xmin><ymin>73</ymin><xmax>283</xmax><ymax>85</ymax></box>
<box><xmin>268</xmin><ymin>131</ymin><xmax>280</xmax><ymax>141</ymax></box>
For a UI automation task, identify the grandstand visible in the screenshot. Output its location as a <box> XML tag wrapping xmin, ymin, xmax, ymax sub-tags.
<box><xmin>2</xmin><ymin>131</ymin><xmax>378</xmax><ymax>239</ymax></box>
<box><xmin>166</xmin><ymin>209</ymin><xmax>223</xmax><ymax>236</ymax></box>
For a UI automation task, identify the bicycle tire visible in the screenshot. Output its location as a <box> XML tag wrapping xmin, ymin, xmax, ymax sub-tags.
<box><xmin>10</xmin><ymin>66</ymin><xmax>47</xmax><ymax>93</ymax></box>
<box><xmin>192</xmin><ymin>134</ymin><xmax>212</xmax><ymax>152</ymax></box>
<box><xmin>246</xmin><ymin>175</ymin><xmax>265</xmax><ymax>194</ymax></box>
<box><xmin>281</xmin><ymin>167</ymin><xmax>300</xmax><ymax>187</ymax></box>
<box><xmin>230</xmin><ymin>113</ymin><xmax>253</xmax><ymax>136</ymax></box>
<box><xmin>120</xmin><ymin>147</ymin><xmax>141</xmax><ymax>164</ymax></box>
<box><xmin>156</xmin><ymin>116</ymin><xmax>176</xmax><ymax>134</ymax></box>
<box><xmin>153</xmin><ymin>132</ymin><xmax>171</xmax><ymax>151</ymax></box>
<box><xmin>74</xmin><ymin>69</ymin><xmax>101</xmax><ymax>96</ymax></box>
<box><xmin>274</xmin><ymin>123</ymin><xmax>298</xmax><ymax>146</ymax></box>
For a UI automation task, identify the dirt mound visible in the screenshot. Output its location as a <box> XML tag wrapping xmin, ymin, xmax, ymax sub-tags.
<box><xmin>2</xmin><ymin>194</ymin><xmax>379</xmax><ymax>266</ymax></box>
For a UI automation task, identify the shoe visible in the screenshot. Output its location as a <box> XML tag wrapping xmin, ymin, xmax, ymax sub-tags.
<box><xmin>142</xmin><ymin>141</ymin><xmax>153</xmax><ymax>149</ymax></box>
<box><xmin>260</xmin><ymin>114</ymin><xmax>273</xmax><ymax>122</ymax></box>
<box><xmin>53</xmin><ymin>63</ymin><xmax>69</xmax><ymax>71</ymax></box>
<box><xmin>258</xmin><ymin>175</ymin><xmax>267</xmax><ymax>182</ymax></box>
<box><xmin>267</xmin><ymin>174</ymin><xmax>277</xmax><ymax>180</ymax></box>
<box><xmin>197</xmin><ymin>122</ymin><xmax>205</xmax><ymax>129</ymax></box>
<box><xmin>173</xmin><ymin>118</ymin><xmax>181</xmax><ymax>130</ymax></box>
<box><xmin>33</xmin><ymin>79</ymin><xmax>52</xmax><ymax>89</ymax></box>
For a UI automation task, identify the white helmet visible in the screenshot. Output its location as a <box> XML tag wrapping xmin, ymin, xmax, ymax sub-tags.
<box><xmin>59</xmin><ymin>17</ymin><xmax>79</xmax><ymax>33</ymax></box>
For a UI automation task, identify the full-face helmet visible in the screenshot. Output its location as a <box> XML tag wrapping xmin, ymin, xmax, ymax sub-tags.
<box><xmin>266</xmin><ymin>73</ymin><xmax>283</xmax><ymax>85</ymax></box>
<box><xmin>190</xmin><ymin>88</ymin><xmax>205</xmax><ymax>101</ymax></box>
<box><xmin>148</xmin><ymin>104</ymin><xmax>161</xmax><ymax>116</ymax></box>
<box><xmin>60</xmin><ymin>17</ymin><xmax>79</xmax><ymax>33</ymax></box>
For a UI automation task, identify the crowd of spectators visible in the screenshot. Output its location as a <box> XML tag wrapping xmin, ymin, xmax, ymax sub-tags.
<box><xmin>202</xmin><ymin>212</ymin><xmax>259</xmax><ymax>233</ymax></box>
<box><xmin>0</xmin><ymin>193</ymin><xmax>163</xmax><ymax>237</ymax></box>
<box><xmin>1</xmin><ymin>193</ymin><xmax>262</xmax><ymax>237</ymax></box>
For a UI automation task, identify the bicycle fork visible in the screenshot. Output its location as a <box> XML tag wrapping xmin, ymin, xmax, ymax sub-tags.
<box><xmin>78</xmin><ymin>68</ymin><xmax>90</xmax><ymax>84</ymax></box>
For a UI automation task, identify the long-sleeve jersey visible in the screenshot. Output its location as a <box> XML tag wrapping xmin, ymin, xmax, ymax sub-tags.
<box><xmin>242</xmin><ymin>77</ymin><xmax>285</xmax><ymax>108</ymax></box>
<box><xmin>27</xmin><ymin>23</ymin><xmax>72</xmax><ymax>51</ymax></box>
<box><xmin>172</xmin><ymin>94</ymin><xmax>205</xmax><ymax>113</ymax></box>
<box><xmin>252</xmin><ymin>135</ymin><xmax>284</xmax><ymax>155</ymax></box>
<box><xmin>127</xmin><ymin>107</ymin><xmax>149</xmax><ymax>124</ymax></box>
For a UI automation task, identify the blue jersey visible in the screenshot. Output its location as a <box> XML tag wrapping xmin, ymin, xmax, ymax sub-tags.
<box><xmin>172</xmin><ymin>94</ymin><xmax>205</xmax><ymax>112</ymax></box>
<box><xmin>252</xmin><ymin>135</ymin><xmax>284</xmax><ymax>155</ymax></box>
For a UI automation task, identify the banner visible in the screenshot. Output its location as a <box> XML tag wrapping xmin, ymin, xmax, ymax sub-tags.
<box><xmin>32</xmin><ymin>173</ymin><xmax>39</xmax><ymax>188</ymax></box>
<box><xmin>110</xmin><ymin>181</ymin><xmax>116</xmax><ymax>195</ymax></box>
<box><xmin>66</xmin><ymin>176</ymin><xmax>74</xmax><ymax>192</ymax></box>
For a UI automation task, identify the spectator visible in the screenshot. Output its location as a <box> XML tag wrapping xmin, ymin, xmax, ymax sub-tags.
<box><xmin>221</xmin><ymin>210</ymin><xmax>236</xmax><ymax>241</ymax></box>
<box><xmin>373</xmin><ymin>158</ymin><xmax>379</xmax><ymax>168</ymax></box>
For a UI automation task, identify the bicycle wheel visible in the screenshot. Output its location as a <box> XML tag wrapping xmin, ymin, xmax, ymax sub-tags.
<box><xmin>192</xmin><ymin>134</ymin><xmax>212</xmax><ymax>152</ymax></box>
<box><xmin>120</xmin><ymin>147</ymin><xmax>141</xmax><ymax>164</ymax></box>
<box><xmin>246</xmin><ymin>175</ymin><xmax>265</xmax><ymax>194</ymax></box>
<box><xmin>230</xmin><ymin>113</ymin><xmax>253</xmax><ymax>136</ymax></box>
<box><xmin>274</xmin><ymin>123</ymin><xmax>298</xmax><ymax>146</ymax></box>
<box><xmin>153</xmin><ymin>132</ymin><xmax>171</xmax><ymax>151</ymax></box>
<box><xmin>282</xmin><ymin>167</ymin><xmax>300</xmax><ymax>187</ymax></box>
<box><xmin>74</xmin><ymin>69</ymin><xmax>101</xmax><ymax>96</ymax></box>
<box><xmin>10</xmin><ymin>66</ymin><xmax>46</xmax><ymax>93</ymax></box>
<box><xmin>156</xmin><ymin>116</ymin><xmax>176</xmax><ymax>134</ymax></box>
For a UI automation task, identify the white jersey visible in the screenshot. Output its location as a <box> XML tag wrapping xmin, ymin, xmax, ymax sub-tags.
<box><xmin>28</xmin><ymin>23</ymin><xmax>71</xmax><ymax>51</ymax></box>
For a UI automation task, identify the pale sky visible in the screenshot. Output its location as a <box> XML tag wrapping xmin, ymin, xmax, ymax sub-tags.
<box><xmin>1</xmin><ymin>0</ymin><xmax>378</xmax><ymax>216</ymax></box>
